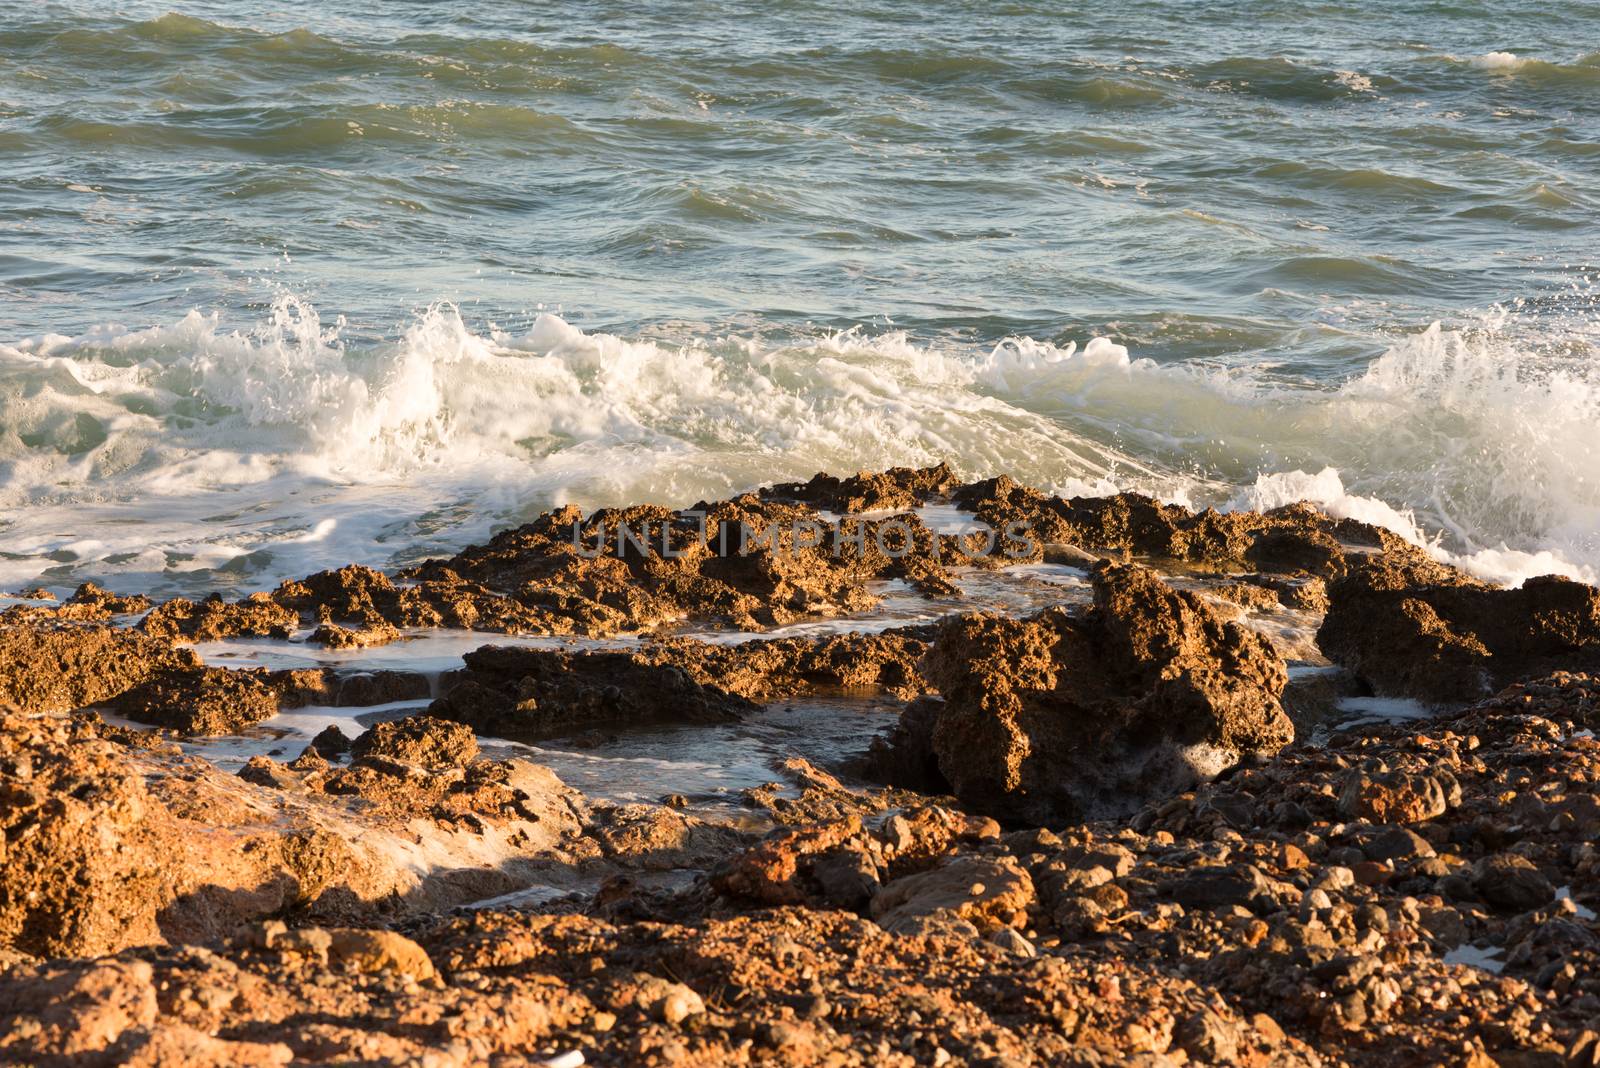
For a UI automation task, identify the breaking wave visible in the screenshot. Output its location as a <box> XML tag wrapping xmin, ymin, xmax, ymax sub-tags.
<box><xmin>1</xmin><ymin>296</ymin><xmax>1596</xmax><ymax>593</ymax></box>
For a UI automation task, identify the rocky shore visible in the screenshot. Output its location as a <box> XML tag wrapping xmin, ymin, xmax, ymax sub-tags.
<box><xmin>2</xmin><ymin>465</ymin><xmax>1598</xmax><ymax>1066</ymax></box>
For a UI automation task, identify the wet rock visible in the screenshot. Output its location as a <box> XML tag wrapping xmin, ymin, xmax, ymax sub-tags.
<box><xmin>871</xmin><ymin>855</ymin><xmax>1035</xmax><ymax>935</ymax></box>
<box><xmin>309</xmin><ymin>618</ymin><xmax>404</xmax><ymax>649</ymax></box>
<box><xmin>112</xmin><ymin>666</ymin><xmax>281</xmax><ymax>736</ymax></box>
<box><xmin>336</xmin><ymin>669</ymin><xmax>431</xmax><ymax>706</ymax></box>
<box><xmin>952</xmin><ymin>477</ymin><xmax>1396</xmax><ymax>574</ymax></box>
<box><xmin>865</xmin><ymin>695</ymin><xmax>949</xmax><ymax>794</ymax></box>
<box><xmin>1473</xmin><ymin>854</ymin><xmax>1555</xmax><ymax>912</ymax></box>
<box><xmin>636</xmin><ymin>628</ymin><xmax>931</xmax><ymax>702</ymax></box>
<box><xmin>0</xmin><ymin>623</ymin><xmax>196</xmax><ymax>714</ymax></box>
<box><xmin>1319</xmin><ymin>555</ymin><xmax>1600</xmax><ymax>703</ymax></box>
<box><xmin>238</xmin><ymin>754</ymin><xmax>301</xmax><ymax>790</ymax></box>
<box><xmin>266</xmin><ymin>667</ymin><xmax>340</xmax><ymax>708</ymax></box>
<box><xmin>430</xmin><ymin>644</ymin><xmax>754</xmax><ymax>740</ymax></box>
<box><xmin>0</xmin><ymin>583</ymin><xmax>154</xmax><ymax>624</ymax></box>
<box><xmin>878</xmin><ymin>561</ymin><xmax>1291</xmax><ymax>824</ymax></box>
<box><xmin>141</xmin><ymin>592</ymin><xmax>297</xmax><ymax>642</ymax></box>
<box><xmin>0</xmin><ymin>709</ymin><xmax>165</xmax><ymax>957</ymax></box>
<box><xmin>306</xmin><ymin>724</ymin><xmax>352</xmax><ymax>759</ymax></box>
<box><xmin>761</xmin><ymin>463</ymin><xmax>958</xmax><ymax>513</ymax></box>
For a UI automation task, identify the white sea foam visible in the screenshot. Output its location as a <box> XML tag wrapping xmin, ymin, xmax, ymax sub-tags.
<box><xmin>1</xmin><ymin>297</ymin><xmax>1596</xmax><ymax>595</ymax></box>
<box><xmin>1471</xmin><ymin>51</ymin><xmax>1528</xmax><ymax>71</ymax></box>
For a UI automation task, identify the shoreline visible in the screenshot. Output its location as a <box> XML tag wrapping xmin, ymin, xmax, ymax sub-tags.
<box><xmin>3</xmin><ymin>464</ymin><xmax>1599</xmax><ymax>1065</ymax></box>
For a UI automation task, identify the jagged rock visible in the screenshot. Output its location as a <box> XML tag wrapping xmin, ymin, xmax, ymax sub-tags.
<box><xmin>951</xmin><ymin>477</ymin><xmax>1399</xmax><ymax>574</ymax></box>
<box><xmin>1319</xmin><ymin>555</ymin><xmax>1600</xmax><ymax>703</ymax></box>
<box><xmin>349</xmin><ymin>715</ymin><xmax>479</xmax><ymax>768</ymax></box>
<box><xmin>429</xmin><ymin>644</ymin><xmax>755</xmax><ymax>740</ymax></box>
<box><xmin>761</xmin><ymin>463</ymin><xmax>959</xmax><ymax>513</ymax></box>
<box><xmin>865</xmin><ymin>696</ymin><xmax>948</xmax><ymax>793</ymax></box>
<box><xmin>875</xmin><ymin>561</ymin><xmax>1291</xmax><ymax>824</ymax></box>
<box><xmin>0</xmin><ymin>624</ymin><xmax>196</xmax><ymax>714</ymax></box>
<box><xmin>140</xmin><ymin>592</ymin><xmax>297</xmax><ymax>642</ymax></box>
<box><xmin>635</xmin><ymin>629</ymin><xmax>931</xmax><ymax>701</ymax></box>
<box><xmin>309</xmin><ymin>619</ymin><xmax>404</xmax><ymax>649</ymax></box>
<box><xmin>112</xmin><ymin>666</ymin><xmax>280</xmax><ymax>735</ymax></box>
<box><xmin>0</xmin><ymin>582</ymin><xmax>153</xmax><ymax>624</ymax></box>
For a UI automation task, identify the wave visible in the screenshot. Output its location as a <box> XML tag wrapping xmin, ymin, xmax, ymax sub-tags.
<box><xmin>1</xmin><ymin>297</ymin><xmax>1596</xmax><ymax>593</ymax></box>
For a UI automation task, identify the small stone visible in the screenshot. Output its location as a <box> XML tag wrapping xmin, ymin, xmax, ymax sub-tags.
<box><xmin>990</xmin><ymin>927</ymin><xmax>1037</xmax><ymax>958</ymax></box>
<box><xmin>1352</xmin><ymin>860</ymin><xmax>1390</xmax><ymax>887</ymax></box>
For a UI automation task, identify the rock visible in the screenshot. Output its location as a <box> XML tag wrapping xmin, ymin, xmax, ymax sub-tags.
<box><xmin>430</xmin><ymin>644</ymin><xmax>755</xmax><ymax>740</ymax></box>
<box><xmin>1175</xmin><ymin>1008</ymin><xmax>1240</xmax><ymax>1063</ymax></box>
<box><xmin>864</xmin><ymin>695</ymin><xmax>948</xmax><ymax>794</ymax></box>
<box><xmin>0</xmin><ymin>710</ymin><xmax>166</xmax><ymax>957</ymax></box>
<box><xmin>870</xmin><ymin>855</ymin><xmax>1034</xmax><ymax>934</ymax></box>
<box><xmin>1162</xmin><ymin>864</ymin><xmax>1274</xmax><ymax>912</ymax></box>
<box><xmin>879</xmin><ymin>561</ymin><xmax>1291</xmax><ymax>823</ymax></box>
<box><xmin>634</xmin><ymin>977</ymin><xmax>704</xmax><ymax>1026</ymax></box>
<box><xmin>140</xmin><ymin>593</ymin><xmax>297</xmax><ymax>642</ymax></box>
<box><xmin>1473</xmin><ymin>854</ymin><xmax>1555</xmax><ymax>911</ymax></box>
<box><xmin>1363</xmin><ymin>826</ymin><xmax>1437</xmax><ymax>862</ymax></box>
<box><xmin>1319</xmin><ymin>555</ymin><xmax>1600</xmax><ymax>703</ymax></box>
<box><xmin>112</xmin><ymin>666</ymin><xmax>281</xmax><ymax>735</ymax></box>
<box><xmin>307</xmin><ymin>724</ymin><xmax>352</xmax><ymax>759</ymax></box>
<box><xmin>349</xmin><ymin>715</ymin><xmax>479</xmax><ymax>768</ymax></box>
<box><xmin>0</xmin><ymin>624</ymin><xmax>195</xmax><ymax>714</ymax></box>
<box><xmin>762</xmin><ymin>463</ymin><xmax>958</xmax><ymax>513</ymax></box>
<box><xmin>309</xmin><ymin>619</ymin><xmax>404</xmax><ymax>649</ymax></box>
<box><xmin>712</xmin><ymin>818</ymin><xmax>864</xmax><ymax>906</ymax></box>
<box><xmin>990</xmin><ymin>927</ymin><xmax>1037</xmax><ymax>957</ymax></box>
<box><xmin>336</xmin><ymin>670</ymin><xmax>431</xmax><ymax>706</ymax></box>
<box><xmin>1338</xmin><ymin>769</ymin><xmax>1450</xmax><ymax>824</ymax></box>
<box><xmin>327</xmin><ymin>928</ymin><xmax>436</xmax><ymax>980</ymax></box>
<box><xmin>635</xmin><ymin>628</ymin><xmax>930</xmax><ymax>702</ymax></box>
<box><xmin>238</xmin><ymin>755</ymin><xmax>300</xmax><ymax>790</ymax></box>
<box><xmin>0</xmin><ymin>958</ymin><xmax>159</xmax><ymax>1060</ymax></box>
<box><xmin>952</xmin><ymin>478</ymin><xmax>1395</xmax><ymax>574</ymax></box>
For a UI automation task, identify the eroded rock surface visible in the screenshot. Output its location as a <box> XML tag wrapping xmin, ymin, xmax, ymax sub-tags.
<box><xmin>873</xmin><ymin>561</ymin><xmax>1292</xmax><ymax>824</ymax></box>
<box><xmin>1319</xmin><ymin>554</ymin><xmax>1600</xmax><ymax>703</ymax></box>
<box><xmin>0</xmin><ymin>624</ymin><xmax>196</xmax><ymax>714</ymax></box>
<box><xmin>429</xmin><ymin>644</ymin><xmax>757</xmax><ymax>740</ymax></box>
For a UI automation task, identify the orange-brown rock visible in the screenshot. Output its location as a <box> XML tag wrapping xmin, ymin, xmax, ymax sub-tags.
<box><xmin>0</xmin><ymin>623</ymin><xmax>196</xmax><ymax>714</ymax></box>
<box><xmin>875</xmin><ymin>561</ymin><xmax>1292</xmax><ymax>824</ymax></box>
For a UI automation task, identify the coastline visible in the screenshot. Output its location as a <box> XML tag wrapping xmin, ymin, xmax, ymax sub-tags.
<box><xmin>3</xmin><ymin>465</ymin><xmax>1599</xmax><ymax>1065</ymax></box>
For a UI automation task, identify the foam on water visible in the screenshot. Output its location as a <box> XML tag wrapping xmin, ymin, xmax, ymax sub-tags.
<box><xmin>2</xmin><ymin>297</ymin><xmax>1597</xmax><ymax>595</ymax></box>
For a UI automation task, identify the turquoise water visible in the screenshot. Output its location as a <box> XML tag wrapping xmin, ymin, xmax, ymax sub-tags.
<box><xmin>2</xmin><ymin>2</ymin><xmax>1598</xmax><ymax>595</ymax></box>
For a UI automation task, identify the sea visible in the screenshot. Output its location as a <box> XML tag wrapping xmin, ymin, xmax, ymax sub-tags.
<box><xmin>3</xmin><ymin>1</ymin><xmax>1599</xmax><ymax>598</ymax></box>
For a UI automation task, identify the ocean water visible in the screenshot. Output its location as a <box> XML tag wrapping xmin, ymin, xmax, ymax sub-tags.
<box><xmin>3</xmin><ymin>1</ymin><xmax>1599</xmax><ymax>596</ymax></box>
